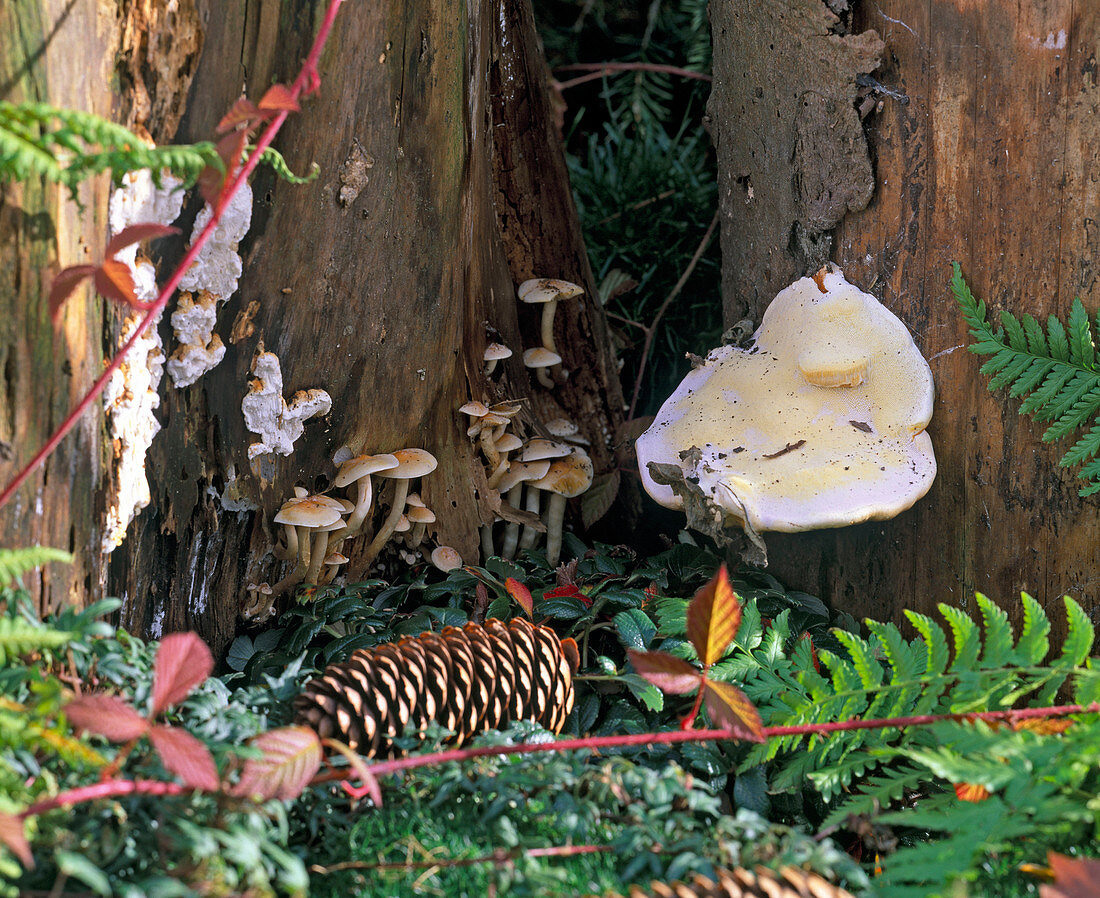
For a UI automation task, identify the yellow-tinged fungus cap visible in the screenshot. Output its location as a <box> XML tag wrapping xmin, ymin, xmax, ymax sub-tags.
<box><xmin>635</xmin><ymin>265</ymin><xmax>936</xmax><ymax>533</ymax></box>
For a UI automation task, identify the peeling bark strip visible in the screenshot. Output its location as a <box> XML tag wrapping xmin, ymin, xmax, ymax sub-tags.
<box><xmin>707</xmin><ymin>0</ymin><xmax>883</xmax><ymax>322</ymax></box>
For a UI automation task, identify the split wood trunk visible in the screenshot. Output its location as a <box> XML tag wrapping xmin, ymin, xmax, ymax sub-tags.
<box><xmin>0</xmin><ymin>0</ymin><xmax>624</xmax><ymax>655</ymax></box>
<box><xmin>709</xmin><ymin>0</ymin><xmax>1100</xmax><ymax>640</ymax></box>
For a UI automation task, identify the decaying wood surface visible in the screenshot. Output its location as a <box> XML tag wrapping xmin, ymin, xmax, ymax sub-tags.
<box><xmin>710</xmin><ymin>0</ymin><xmax>1100</xmax><ymax>639</ymax></box>
<box><xmin>0</xmin><ymin>0</ymin><xmax>623</xmax><ymax>655</ymax></box>
<box><xmin>0</xmin><ymin>0</ymin><xmax>139</xmax><ymax>611</ymax></box>
<box><xmin>106</xmin><ymin>0</ymin><xmax>622</xmax><ymax>653</ymax></box>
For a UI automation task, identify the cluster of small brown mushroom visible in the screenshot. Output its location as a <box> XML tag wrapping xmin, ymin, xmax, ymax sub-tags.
<box><xmin>243</xmin><ymin>447</ymin><xmax>463</xmax><ymax>621</ymax></box>
<box><xmin>461</xmin><ymin>400</ymin><xmax>592</xmax><ymax>568</ymax></box>
<box><xmin>518</xmin><ymin>277</ymin><xmax>584</xmax><ymax>388</ymax></box>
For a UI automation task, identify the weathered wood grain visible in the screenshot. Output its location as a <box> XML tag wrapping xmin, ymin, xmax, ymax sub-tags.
<box><xmin>104</xmin><ymin>0</ymin><xmax>623</xmax><ymax>653</ymax></box>
<box><xmin>711</xmin><ymin>0</ymin><xmax>1100</xmax><ymax>640</ymax></box>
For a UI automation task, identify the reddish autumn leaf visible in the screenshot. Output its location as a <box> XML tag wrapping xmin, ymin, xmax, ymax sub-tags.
<box><xmin>686</xmin><ymin>564</ymin><xmax>741</xmax><ymax>669</ymax></box>
<box><xmin>628</xmin><ymin>649</ymin><xmax>702</xmax><ymax>695</ymax></box>
<box><xmin>48</xmin><ymin>264</ymin><xmax>97</xmax><ymax>323</ymax></box>
<box><xmin>198</xmin><ymin>131</ymin><xmax>249</xmax><ymax>207</ymax></box>
<box><xmin>232</xmin><ymin>726</ymin><xmax>323</xmax><ymax>801</ymax></box>
<box><xmin>65</xmin><ymin>694</ymin><xmax>149</xmax><ymax>742</ymax></box>
<box><xmin>257</xmin><ymin>84</ymin><xmax>300</xmax><ymax>114</ymax></box>
<box><xmin>505</xmin><ymin>577</ymin><xmax>534</xmax><ymax>618</ymax></box>
<box><xmin>104</xmin><ymin>223</ymin><xmax>179</xmax><ymax>259</ymax></box>
<box><xmin>703</xmin><ymin>679</ymin><xmax>764</xmax><ymax>742</ymax></box>
<box><xmin>93</xmin><ymin>259</ymin><xmax>139</xmax><ymax>308</ymax></box>
<box><xmin>954</xmin><ymin>782</ymin><xmax>992</xmax><ymax>803</ymax></box>
<box><xmin>217</xmin><ymin>97</ymin><xmax>261</xmax><ymax>134</ymax></box>
<box><xmin>152</xmin><ymin>631</ymin><xmax>213</xmax><ymax>714</ymax></box>
<box><xmin>1014</xmin><ymin>717</ymin><xmax>1075</xmax><ymax>735</ymax></box>
<box><xmin>149</xmin><ymin>725</ymin><xmax>219</xmax><ymax>791</ymax></box>
<box><xmin>0</xmin><ymin>812</ymin><xmax>33</xmax><ymax>869</ymax></box>
<box><xmin>1041</xmin><ymin>853</ymin><xmax>1100</xmax><ymax>898</ymax></box>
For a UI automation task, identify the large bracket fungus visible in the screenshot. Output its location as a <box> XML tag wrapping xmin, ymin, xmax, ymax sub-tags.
<box><xmin>636</xmin><ymin>265</ymin><xmax>936</xmax><ymax>538</ymax></box>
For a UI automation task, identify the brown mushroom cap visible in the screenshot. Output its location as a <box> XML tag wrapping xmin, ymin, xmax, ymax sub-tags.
<box><xmin>523</xmin><ymin>347</ymin><xmax>562</xmax><ymax>368</ymax></box>
<box><xmin>518</xmin><ymin>278</ymin><xmax>584</xmax><ymax>304</ymax></box>
<box><xmin>483</xmin><ymin>343</ymin><xmax>513</xmax><ymax>362</ymax></box>
<box><xmin>333</xmin><ymin>453</ymin><xmax>400</xmax><ymax>488</ymax></box>
<box><xmin>459</xmin><ymin>400</ymin><xmax>490</xmax><ymax>418</ymax></box>
<box><xmin>274</xmin><ymin>496</ymin><xmax>344</xmax><ymax>528</ymax></box>
<box><xmin>430</xmin><ymin>545</ymin><xmax>463</xmax><ymax>572</ymax></box>
<box><xmin>531</xmin><ymin>452</ymin><xmax>594</xmax><ymax>498</ymax></box>
<box><xmin>495</xmin><ymin>433</ymin><xmax>523</xmax><ymax>453</ymax></box>
<box><xmin>519</xmin><ymin>438</ymin><xmax>572</xmax><ymax>462</ymax></box>
<box><xmin>495</xmin><ymin>459</ymin><xmax>552</xmax><ymax>493</ymax></box>
<box><xmin>376</xmin><ymin>448</ymin><xmax>439</xmax><ymax>480</ymax></box>
<box><xmin>407</xmin><ymin>506</ymin><xmax>436</xmax><ymax>524</ymax></box>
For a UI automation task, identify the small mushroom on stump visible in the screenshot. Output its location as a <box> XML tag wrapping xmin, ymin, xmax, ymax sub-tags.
<box><xmin>529</xmin><ymin>450</ymin><xmax>593</xmax><ymax>568</ymax></box>
<box><xmin>333</xmin><ymin>452</ymin><xmax>399</xmax><ymax>538</ymax></box>
<box><xmin>362</xmin><ymin>448</ymin><xmax>439</xmax><ymax>565</ymax></box>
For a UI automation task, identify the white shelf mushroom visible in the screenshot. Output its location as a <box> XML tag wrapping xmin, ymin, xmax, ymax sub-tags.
<box><xmin>635</xmin><ymin>265</ymin><xmax>937</xmax><ymax>534</ymax></box>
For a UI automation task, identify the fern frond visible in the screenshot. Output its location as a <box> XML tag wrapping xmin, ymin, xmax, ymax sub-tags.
<box><xmin>954</xmin><ymin>264</ymin><xmax>1100</xmax><ymax>494</ymax></box>
<box><xmin>0</xmin><ymin>101</ymin><xmax>317</xmax><ymax>202</ymax></box>
<box><xmin>0</xmin><ymin>546</ymin><xmax>71</xmax><ymax>587</ymax></box>
<box><xmin>0</xmin><ymin>615</ymin><xmax>74</xmax><ymax>665</ymax></box>
<box><xmin>1014</xmin><ymin>592</ymin><xmax>1051</xmax><ymax>665</ymax></box>
<box><xmin>1067</xmin><ymin>297</ymin><xmax>1096</xmax><ymax>367</ymax></box>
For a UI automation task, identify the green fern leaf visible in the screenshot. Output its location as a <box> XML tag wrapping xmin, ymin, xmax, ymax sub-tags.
<box><xmin>0</xmin><ymin>546</ymin><xmax>71</xmax><ymax>586</ymax></box>
<box><xmin>1067</xmin><ymin>297</ymin><xmax>1096</xmax><ymax>368</ymax></box>
<box><xmin>1000</xmin><ymin>309</ymin><xmax>1029</xmax><ymax>353</ymax></box>
<box><xmin>905</xmin><ymin>610</ymin><xmax>950</xmax><ymax>676</ymax></box>
<box><xmin>1042</xmin><ymin>384</ymin><xmax>1100</xmax><ymax>441</ymax></box>
<box><xmin>974</xmin><ymin>593</ymin><xmax>1013</xmax><ymax>668</ymax></box>
<box><xmin>832</xmin><ymin>629</ymin><xmax>884</xmax><ymax>690</ymax></box>
<box><xmin>939</xmin><ymin>604</ymin><xmax>980</xmax><ymax>672</ymax></box>
<box><xmin>1008</xmin><ymin>358</ymin><xmax>1055</xmax><ymax>397</ymax></box>
<box><xmin>1047</xmin><ymin>313</ymin><xmax>1071</xmax><ymax>361</ymax></box>
<box><xmin>0</xmin><ymin>616</ymin><xmax>74</xmax><ymax>665</ymax></box>
<box><xmin>1014</xmin><ymin>592</ymin><xmax>1051</xmax><ymax>665</ymax></box>
<box><xmin>1055</xmin><ymin>595</ymin><xmax>1094</xmax><ymax>667</ymax></box>
<box><xmin>1060</xmin><ymin>420</ymin><xmax>1100</xmax><ymax>467</ymax></box>
<box><xmin>1019</xmin><ymin>365</ymin><xmax>1076</xmax><ymax>415</ymax></box>
<box><xmin>1021</xmin><ymin>313</ymin><xmax>1049</xmax><ymax>355</ymax></box>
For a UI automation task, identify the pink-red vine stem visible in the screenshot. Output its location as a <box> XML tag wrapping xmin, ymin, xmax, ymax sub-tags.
<box><xmin>337</xmin><ymin>701</ymin><xmax>1100</xmax><ymax>798</ymax></box>
<box><xmin>0</xmin><ymin>0</ymin><xmax>345</xmax><ymax>511</ymax></box>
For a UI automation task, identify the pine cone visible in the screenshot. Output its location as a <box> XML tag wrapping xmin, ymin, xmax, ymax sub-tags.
<box><xmin>626</xmin><ymin>866</ymin><xmax>856</xmax><ymax>898</ymax></box>
<box><xmin>293</xmin><ymin>618</ymin><xmax>580</xmax><ymax>757</ymax></box>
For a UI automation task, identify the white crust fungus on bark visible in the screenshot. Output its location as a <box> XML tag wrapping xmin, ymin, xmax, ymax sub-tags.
<box><xmin>242</xmin><ymin>350</ymin><xmax>332</xmax><ymax>460</ymax></box>
<box><xmin>101</xmin><ymin>169</ymin><xmax>186</xmax><ymax>554</ymax></box>
<box><xmin>168</xmin><ymin>183</ymin><xmax>253</xmax><ymax>386</ymax></box>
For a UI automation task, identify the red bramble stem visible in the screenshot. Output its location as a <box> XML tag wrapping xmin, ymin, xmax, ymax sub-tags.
<box><xmin>0</xmin><ymin>0</ymin><xmax>345</xmax><ymax>511</ymax></box>
<box><xmin>20</xmin><ymin>779</ymin><xmax>188</xmax><ymax>819</ymax></box>
<box><xmin>339</xmin><ymin>701</ymin><xmax>1100</xmax><ymax>799</ymax></box>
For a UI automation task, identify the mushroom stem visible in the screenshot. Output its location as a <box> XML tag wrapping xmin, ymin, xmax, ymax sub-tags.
<box><xmin>501</xmin><ymin>484</ymin><xmax>524</xmax><ymax>559</ymax></box>
<box><xmin>341</xmin><ymin>477</ymin><xmax>374</xmax><ymax>538</ymax></box>
<box><xmin>486</xmin><ymin>457</ymin><xmax>510</xmax><ymax>489</ymax></box>
<box><xmin>304</xmin><ymin>530</ymin><xmax>331</xmax><ymax>584</ymax></box>
<box><xmin>540</xmin><ymin>300</ymin><xmax>559</xmax><ymax>355</ymax></box>
<box><xmin>363</xmin><ymin>481</ymin><xmax>411</xmax><ymax>565</ymax></box>
<box><xmin>544</xmin><ymin>493</ymin><xmax>568</xmax><ymax>568</ymax></box>
<box><xmin>480</xmin><ymin>523</ymin><xmax>496</xmax><ymax>560</ymax></box>
<box><xmin>274</xmin><ymin>522</ymin><xmax>298</xmax><ymax>561</ymax></box>
<box><xmin>270</xmin><ymin>525</ymin><xmax>310</xmax><ymax>598</ymax></box>
<box><xmin>536</xmin><ymin>367</ymin><xmax>555</xmax><ymax>389</ymax></box>
<box><xmin>519</xmin><ymin>485</ymin><xmax>542</xmax><ymax>550</ymax></box>
<box><xmin>478</xmin><ymin>428</ymin><xmax>500</xmax><ymax>469</ymax></box>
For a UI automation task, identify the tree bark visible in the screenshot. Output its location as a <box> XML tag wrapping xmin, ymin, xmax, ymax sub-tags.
<box><xmin>1</xmin><ymin>0</ymin><xmax>623</xmax><ymax>655</ymax></box>
<box><xmin>709</xmin><ymin>0</ymin><xmax>1100</xmax><ymax>639</ymax></box>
